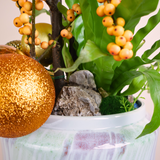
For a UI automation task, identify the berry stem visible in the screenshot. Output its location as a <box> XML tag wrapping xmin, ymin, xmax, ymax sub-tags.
<box><xmin>30</xmin><ymin>0</ymin><xmax>36</xmax><ymax>59</ymax></box>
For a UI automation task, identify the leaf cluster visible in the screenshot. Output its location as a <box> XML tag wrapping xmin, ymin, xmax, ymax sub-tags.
<box><xmin>56</xmin><ymin>0</ymin><xmax>160</xmax><ymax>137</ymax></box>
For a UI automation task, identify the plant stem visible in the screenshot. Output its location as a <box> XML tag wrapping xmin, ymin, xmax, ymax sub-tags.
<box><xmin>30</xmin><ymin>0</ymin><xmax>36</xmax><ymax>59</ymax></box>
<box><xmin>46</xmin><ymin>0</ymin><xmax>66</xmax><ymax>98</ymax></box>
<box><xmin>128</xmin><ymin>83</ymin><xmax>147</xmax><ymax>111</ymax></box>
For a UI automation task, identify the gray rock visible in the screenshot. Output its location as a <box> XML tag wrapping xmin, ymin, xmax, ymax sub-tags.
<box><xmin>69</xmin><ymin>70</ymin><xmax>97</xmax><ymax>89</ymax></box>
<box><xmin>53</xmin><ymin>86</ymin><xmax>102</xmax><ymax>116</ymax></box>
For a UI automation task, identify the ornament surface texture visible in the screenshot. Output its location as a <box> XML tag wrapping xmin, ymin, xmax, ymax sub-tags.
<box><xmin>0</xmin><ymin>54</ymin><xmax>55</xmax><ymax>138</ymax></box>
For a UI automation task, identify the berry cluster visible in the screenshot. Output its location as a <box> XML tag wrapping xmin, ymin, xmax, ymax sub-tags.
<box><xmin>96</xmin><ymin>0</ymin><xmax>134</xmax><ymax>61</ymax></box>
<box><xmin>67</xmin><ymin>3</ymin><xmax>82</xmax><ymax>22</ymax></box>
<box><xmin>60</xmin><ymin>3</ymin><xmax>82</xmax><ymax>40</ymax></box>
<box><xmin>12</xmin><ymin>0</ymin><xmax>55</xmax><ymax>50</ymax></box>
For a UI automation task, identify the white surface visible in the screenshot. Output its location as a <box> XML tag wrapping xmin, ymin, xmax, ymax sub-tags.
<box><xmin>0</xmin><ymin>1</ymin><xmax>160</xmax><ymax>160</ymax></box>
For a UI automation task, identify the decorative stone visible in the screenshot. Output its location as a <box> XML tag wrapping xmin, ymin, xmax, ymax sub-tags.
<box><xmin>69</xmin><ymin>70</ymin><xmax>97</xmax><ymax>89</ymax></box>
<box><xmin>53</xmin><ymin>86</ymin><xmax>102</xmax><ymax>116</ymax></box>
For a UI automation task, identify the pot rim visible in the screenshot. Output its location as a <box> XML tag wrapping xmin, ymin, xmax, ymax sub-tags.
<box><xmin>41</xmin><ymin>100</ymin><xmax>146</xmax><ymax>131</ymax></box>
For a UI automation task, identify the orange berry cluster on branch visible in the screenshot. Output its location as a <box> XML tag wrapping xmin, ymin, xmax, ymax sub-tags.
<box><xmin>12</xmin><ymin>0</ymin><xmax>55</xmax><ymax>50</ymax></box>
<box><xmin>67</xmin><ymin>3</ymin><xmax>82</xmax><ymax>22</ymax></box>
<box><xmin>96</xmin><ymin>0</ymin><xmax>134</xmax><ymax>61</ymax></box>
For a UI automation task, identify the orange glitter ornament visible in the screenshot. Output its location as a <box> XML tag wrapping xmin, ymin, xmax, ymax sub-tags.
<box><xmin>0</xmin><ymin>54</ymin><xmax>55</xmax><ymax>138</ymax></box>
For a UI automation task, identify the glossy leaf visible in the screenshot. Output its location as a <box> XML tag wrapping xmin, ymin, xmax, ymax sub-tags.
<box><xmin>120</xmin><ymin>75</ymin><xmax>146</xmax><ymax>96</ymax></box>
<box><xmin>133</xmin><ymin>10</ymin><xmax>160</xmax><ymax>53</ymax></box>
<box><xmin>55</xmin><ymin>40</ymin><xmax>106</xmax><ymax>73</ymax></box>
<box><xmin>115</xmin><ymin>0</ymin><xmax>159</xmax><ymax>31</ymax></box>
<box><xmin>111</xmin><ymin>71</ymin><xmax>143</xmax><ymax>95</ymax></box>
<box><xmin>137</xmin><ymin>69</ymin><xmax>160</xmax><ymax>138</ymax></box>
<box><xmin>65</xmin><ymin>0</ymin><xmax>79</xmax><ymax>8</ymax></box>
<box><xmin>62</xmin><ymin>38</ymin><xmax>74</xmax><ymax>68</ymax></box>
<box><xmin>57</xmin><ymin>2</ymin><xmax>69</xmax><ymax>26</ymax></box>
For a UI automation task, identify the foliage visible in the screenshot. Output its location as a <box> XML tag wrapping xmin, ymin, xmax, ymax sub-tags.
<box><xmin>56</xmin><ymin>0</ymin><xmax>160</xmax><ymax>137</ymax></box>
<box><xmin>100</xmin><ymin>95</ymin><xmax>132</xmax><ymax>115</ymax></box>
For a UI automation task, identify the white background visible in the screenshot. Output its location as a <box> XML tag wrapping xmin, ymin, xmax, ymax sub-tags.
<box><xmin>0</xmin><ymin>0</ymin><xmax>160</xmax><ymax>160</ymax></box>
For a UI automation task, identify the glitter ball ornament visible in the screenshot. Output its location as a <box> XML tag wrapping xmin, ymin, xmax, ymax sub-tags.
<box><xmin>0</xmin><ymin>54</ymin><xmax>55</xmax><ymax>138</ymax></box>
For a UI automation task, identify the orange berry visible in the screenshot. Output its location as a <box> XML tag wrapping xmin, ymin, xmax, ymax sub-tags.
<box><xmin>24</xmin><ymin>22</ymin><xmax>32</xmax><ymax>30</ymax></box>
<box><xmin>28</xmin><ymin>37</ymin><xmax>32</xmax><ymax>44</ymax></box>
<box><xmin>104</xmin><ymin>3</ymin><xmax>115</xmax><ymax>16</ymax></box>
<box><xmin>102</xmin><ymin>16</ymin><xmax>114</xmax><ymax>27</ymax></box>
<box><xmin>23</xmin><ymin>25</ymin><xmax>32</xmax><ymax>35</ymax></box>
<box><xmin>35</xmin><ymin>30</ymin><xmax>39</xmax><ymax>38</ymax></box>
<box><xmin>72</xmin><ymin>3</ymin><xmax>79</xmax><ymax>11</ymax></box>
<box><xmin>48</xmin><ymin>40</ymin><xmax>54</xmax><ymax>46</ymax></box>
<box><xmin>12</xmin><ymin>0</ymin><xmax>18</xmax><ymax>1</ymax></box>
<box><xmin>35</xmin><ymin>37</ymin><xmax>41</xmax><ymax>45</ymax></box>
<box><xmin>19</xmin><ymin>13</ymin><xmax>29</xmax><ymax>24</ymax></box>
<box><xmin>128</xmin><ymin>50</ymin><xmax>134</xmax><ymax>59</ymax></box>
<box><xmin>41</xmin><ymin>41</ymin><xmax>49</xmax><ymax>49</ymax></box>
<box><xmin>20</xmin><ymin>7</ymin><xmax>28</xmax><ymax>14</ymax></box>
<box><xmin>107</xmin><ymin>26</ymin><xmax>115</xmax><ymax>35</ymax></box>
<box><xmin>18</xmin><ymin>27</ymin><xmax>24</xmax><ymax>35</ymax></box>
<box><xmin>60</xmin><ymin>29</ymin><xmax>69</xmax><ymax>37</ymax></box>
<box><xmin>123</xmin><ymin>42</ymin><xmax>133</xmax><ymax>50</ymax></box>
<box><xmin>107</xmin><ymin>42</ymin><xmax>115</xmax><ymax>51</ymax></box>
<box><xmin>109</xmin><ymin>44</ymin><xmax>121</xmax><ymax>55</ymax></box>
<box><xmin>66</xmin><ymin>32</ymin><xmax>73</xmax><ymax>39</ymax></box>
<box><xmin>18</xmin><ymin>0</ymin><xmax>27</xmax><ymax>7</ymax></box>
<box><xmin>116</xmin><ymin>17</ymin><xmax>125</xmax><ymax>27</ymax></box>
<box><xmin>13</xmin><ymin>17</ymin><xmax>23</xmax><ymax>27</ymax></box>
<box><xmin>96</xmin><ymin>5</ymin><xmax>105</xmax><ymax>17</ymax></box>
<box><xmin>67</xmin><ymin>9</ymin><xmax>74</xmax><ymax>15</ymax></box>
<box><xmin>67</xmin><ymin>13</ymin><xmax>75</xmax><ymax>22</ymax></box>
<box><xmin>27</xmin><ymin>10</ymin><xmax>32</xmax><ymax>16</ymax></box>
<box><xmin>24</xmin><ymin>37</ymin><xmax>29</xmax><ymax>44</ymax></box>
<box><xmin>123</xmin><ymin>30</ymin><xmax>134</xmax><ymax>42</ymax></box>
<box><xmin>67</xmin><ymin>26</ymin><xmax>72</xmax><ymax>32</ymax></box>
<box><xmin>119</xmin><ymin>48</ymin><xmax>130</xmax><ymax>59</ymax></box>
<box><xmin>113</xmin><ymin>25</ymin><xmax>124</xmax><ymax>36</ymax></box>
<box><xmin>104</xmin><ymin>1</ymin><xmax>108</xmax><ymax>5</ymax></box>
<box><xmin>111</xmin><ymin>0</ymin><xmax>121</xmax><ymax>7</ymax></box>
<box><xmin>115</xmin><ymin>36</ymin><xmax>126</xmax><ymax>46</ymax></box>
<box><xmin>97</xmin><ymin>0</ymin><xmax>105</xmax><ymax>2</ymax></box>
<box><xmin>35</xmin><ymin>1</ymin><xmax>44</xmax><ymax>10</ymax></box>
<box><xmin>24</xmin><ymin>1</ymin><xmax>32</xmax><ymax>11</ymax></box>
<box><xmin>75</xmin><ymin>6</ymin><xmax>82</xmax><ymax>14</ymax></box>
<box><xmin>113</xmin><ymin>55</ymin><xmax>122</xmax><ymax>61</ymax></box>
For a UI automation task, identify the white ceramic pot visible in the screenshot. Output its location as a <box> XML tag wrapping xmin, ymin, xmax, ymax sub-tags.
<box><xmin>0</xmin><ymin>101</ymin><xmax>159</xmax><ymax>160</ymax></box>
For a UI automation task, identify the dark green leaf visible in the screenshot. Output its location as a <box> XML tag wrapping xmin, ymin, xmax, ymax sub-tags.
<box><xmin>111</xmin><ymin>71</ymin><xmax>142</xmax><ymax>95</ymax></box>
<box><xmin>120</xmin><ymin>75</ymin><xmax>146</xmax><ymax>96</ymax></box>
<box><xmin>137</xmin><ymin>69</ymin><xmax>160</xmax><ymax>138</ymax></box>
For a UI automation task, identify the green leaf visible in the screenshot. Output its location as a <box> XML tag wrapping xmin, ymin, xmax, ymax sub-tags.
<box><xmin>79</xmin><ymin>0</ymin><xmax>114</xmax><ymax>53</ymax></box>
<box><xmin>55</xmin><ymin>40</ymin><xmax>106</xmax><ymax>73</ymax></box>
<box><xmin>62</xmin><ymin>38</ymin><xmax>74</xmax><ymax>68</ymax></box>
<box><xmin>137</xmin><ymin>69</ymin><xmax>160</xmax><ymax>138</ymax></box>
<box><xmin>111</xmin><ymin>71</ymin><xmax>143</xmax><ymax>95</ymax></box>
<box><xmin>72</xmin><ymin>15</ymin><xmax>85</xmax><ymax>56</ymax></box>
<box><xmin>57</xmin><ymin>2</ymin><xmax>69</xmax><ymax>26</ymax></box>
<box><xmin>133</xmin><ymin>10</ymin><xmax>160</xmax><ymax>53</ymax></box>
<box><xmin>120</xmin><ymin>75</ymin><xmax>146</xmax><ymax>96</ymax></box>
<box><xmin>35</xmin><ymin>9</ymin><xmax>50</xmax><ymax>17</ymax></box>
<box><xmin>57</xmin><ymin>2</ymin><xmax>68</xmax><ymax>18</ymax></box>
<box><xmin>65</xmin><ymin>0</ymin><xmax>79</xmax><ymax>8</ymax></box>
<box><xmin>115</xmin><ymin>0</ymin><xmax>159</xmax><ymax>32</ymax></box>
